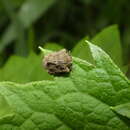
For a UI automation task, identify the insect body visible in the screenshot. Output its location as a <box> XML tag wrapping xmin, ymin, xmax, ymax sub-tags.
<box><xmin>43</xmin><ymin>49</ymin><xmax>72</xmax><ymax>74</ymax></box>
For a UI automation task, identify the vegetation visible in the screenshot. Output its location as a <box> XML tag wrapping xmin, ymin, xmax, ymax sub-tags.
<box><xmin>0</xmin><ymin>43</ymin><xmax>130</xmax><ymax>129</ymax></box>
<box><xmin>0</xmin><ymin>0</ymin><xmax>130</xmax><ymax>129</ymax></box>
<box><xmin>0</xmin><ymin>0</ymin><xmax>130</xmax><ymax>65</ymax></box>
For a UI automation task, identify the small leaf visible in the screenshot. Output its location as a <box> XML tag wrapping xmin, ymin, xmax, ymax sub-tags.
<box><xmin>72</xmin><ymin>36</ymin><xmax>94</xmax><ymax>64</ymax></box>
<box><xmin>0</xmin><ymin>52</ymin><xmax>53</xmax><ymax>83</ymax></box>
<box><xmin>92</xmin><ymin>25</ymin><xmax>123</xmax><ymax>68</ymax></box>
<box><xmin>112</xmin><ymin>103</ymin><xmax>130</xmax><ymax>119</ymax></box>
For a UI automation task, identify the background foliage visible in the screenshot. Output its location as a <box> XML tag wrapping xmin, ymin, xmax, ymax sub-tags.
<box><xmin>0</xmin><ymin>1</ymin><xmax>130</xmax><ymax>129</ymax></box>
<box><xmin>0</xmin><ymin>0</ymin><xmax>130</xmax><ymax>79</ymax></box>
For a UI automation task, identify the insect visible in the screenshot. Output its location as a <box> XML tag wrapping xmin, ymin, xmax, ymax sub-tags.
<box><xmin>43</xmin><ymin>49</ymin><xmax>72</xmax><ymax>75</ymax></box>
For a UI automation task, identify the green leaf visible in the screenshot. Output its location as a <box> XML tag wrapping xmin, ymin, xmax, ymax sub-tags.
<box><xmin>72</xmin><ymin>25</ymin><xmax>123</xmax><ymax>69</ymax></box>
<box><xmin>0</xmin><ymin>42</ymin><xmax>130</xmax><ymax>129</ymax></box>
<box><xmin>111</xmin><ymin>103</ymin><xmax>130</xmax><ymax>119</ymax></box>
<box><xmin>43</xmin><ymin>42</ymin><xmax>63</xmax><ymax>51</ymax></box>
<box><xmin>0</xmin><ymin>52</ymin><xmax>53</xmax><ymax>83</ymax></box>
<box><xmin>92</xmin><ymin>25</ymin><xmax>123</xmax><ymax>68</ymax></box>
<box><xmin>72</xmin><ymin>36</ymin><xmax>94</xmax><ymax>64</ymax></box>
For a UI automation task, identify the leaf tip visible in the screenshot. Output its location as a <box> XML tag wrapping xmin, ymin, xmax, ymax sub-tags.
<box><xmin>110</xmin><ymin>106</ymin><xmax>114</xmax><ymax>110</ymax></box>
<box><xmin>85</xmin><ymin>40</ymin><xmax>95</xmax><ymax>53</ymax></box>
<box><xmin>38</xmin><ymin>46</ymin><xmax>52</xmax><ymax>55</ymax></box>
<box><xmin>85</xmin><ymin>40</ymin><xmax>106</xmax><ymax>62</ymax></box>
<box><xmin>85</xmin><ymin>40</ymin><xmax>94</xmax><ymax>49</ymax></box>
<box><xmin>85</xmin><ymin>40</ymin><xmax>91</xmax><ymax>45</ymax></box>
<box><xmin>38</xmin><ymin>46</ymin><xmax>44</xmax><ymax>52</ymax></box>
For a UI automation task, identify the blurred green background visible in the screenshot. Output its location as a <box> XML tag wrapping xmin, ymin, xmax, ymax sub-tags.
<box><xmin>0</xmin><ymin>0</ymin><xmax>130</xmax><ymax>81</ymax></box>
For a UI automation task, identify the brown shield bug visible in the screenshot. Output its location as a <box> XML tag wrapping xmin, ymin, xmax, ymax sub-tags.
<box><xmin>43</xmin><ymin>49</ymin><xmax>72</xmax><ymax>75</ymax></box>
